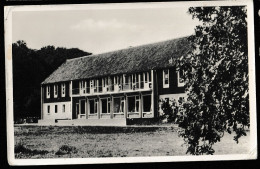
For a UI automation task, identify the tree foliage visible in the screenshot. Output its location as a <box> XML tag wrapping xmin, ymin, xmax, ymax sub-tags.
<box><xmin>12</xmin><ymin>41</ymin><xmax>91</xmax><ymax>121</ymax></box>
<box><xmin>159</xmin><ymin>98</ymin><xmax>185</xmax><ymax>123</ymax></box>
<box><xmin>176</xmin><ymin>6</ymin><xmax>249</xmax><ymax>155</ymax></box>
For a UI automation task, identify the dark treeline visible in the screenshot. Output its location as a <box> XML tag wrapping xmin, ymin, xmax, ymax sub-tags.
<box><xmin>12</xmin><ymin>40</ymin><xmax>92</xmax><ymax>121</ymax></box>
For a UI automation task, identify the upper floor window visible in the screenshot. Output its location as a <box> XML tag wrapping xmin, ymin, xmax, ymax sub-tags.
<box><xmin>80</xmin><ymin>81</ymin><xmax>86</xmax><ymax>94</ymax></box>
<box><xmin>148</xmin><ymin>71</ymin><xmax>151</xmax><ymax>82</ymax></box>
<box><xmin>61</xmin><ymin>83</ymin><xmax>66</xmax><ymax>97</ymax></box>
<box><xmin>114</xmin><ymin>76</ymin><xmax>118</xmax><ymax>84</ymax></box>
<box><xmin>163</xmin><ymin>69</ymin><xmax>169</xmax><ymax>88</ymax></box>
<box><xmin>46</xmin><ymin>85</ymin><xmax>50</xmax><ymax>98</ymax></box>
<box><xmin>144</xmin><ymin>72</ymin><xmax>148</xmax><ymax>83</ymax></box>
<box><xmin>54</xmin><ymin>84</ymin><xmax>58</xmax><ymax>98</ymax></box>
<box><xmin>177</xmin><ymin>70</ymin><xmax>184</xmax><ymax>87</ymax></box>
<box><xmin>90</xmin><ymin>80</ymin><xmax>94</xmax><ymax>88</ymax></box>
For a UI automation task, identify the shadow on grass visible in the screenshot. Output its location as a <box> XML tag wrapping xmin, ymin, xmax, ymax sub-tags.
<box><xmin>15</xmin><ymin>143</ymin><xmax>49</xmax><ymax>155</ymax></box>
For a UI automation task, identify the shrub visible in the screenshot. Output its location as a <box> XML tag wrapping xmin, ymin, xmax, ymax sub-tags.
<box><xmin>55</xmin><ymin>145</ymin><xmax>77</xmax><ymax>155</ymax></box>
<box><xmin>15</xmin><ymin>142</ymin><xmax>29</xmax><ymax>154</ymax></box>
<box><xmin>159</xmin><ymin>98</ymin><xmax>186</xmax><ymax>123</ymax></box>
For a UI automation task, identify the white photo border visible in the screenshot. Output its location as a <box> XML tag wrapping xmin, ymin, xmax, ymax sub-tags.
<box><xmin>4</xmin><ymin>0</ymin><xmax>257</xmax><ymax>166</ymax></box>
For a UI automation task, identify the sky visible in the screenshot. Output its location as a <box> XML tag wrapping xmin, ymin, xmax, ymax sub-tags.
<box><xmin>12</xmin><ymin>5</ymin><xmax>200</xmax><ymax>54</ymax></box>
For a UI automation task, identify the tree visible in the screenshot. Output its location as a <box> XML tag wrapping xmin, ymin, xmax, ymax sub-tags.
<box><xmin>12</xmin><ymin>41</ymin><xmax>92</xmax><ymax>122</ymax></box>
<box><xmin>177</xmin><ymin>6</ymin><xmax>249</xmax><ymax>155</ymax></box>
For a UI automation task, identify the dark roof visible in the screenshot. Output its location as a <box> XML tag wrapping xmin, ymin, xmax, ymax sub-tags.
<box><xmin>42</xmin><ymin>36</ymin><xmax>191</xmax><ymax>84</ymax></box>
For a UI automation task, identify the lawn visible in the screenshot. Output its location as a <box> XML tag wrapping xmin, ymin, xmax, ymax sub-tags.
<box><xmin>14</xmin><ymin>126</ymin><xmax>250</xmax><ymax>159</ymax></box>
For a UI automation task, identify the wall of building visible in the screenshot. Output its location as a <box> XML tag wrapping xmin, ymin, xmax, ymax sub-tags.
<box><xmin>41</xmin><ymin>68</ymin><xmax>186</xmax><ymax>123</ymax></box>
<box><xmin>42</xmin><ymin>101</ymin><xmax>72</xmax><ymax>120</ymax></box>
<box><xmin>157</xmin><ymin>68</ymin><xmax>185</xmax><ymax>95</ymax></box>
<box><xmin>43</xmin><ymin>82</ymin><xmax>71</xmax><ymax>103</ymax></box>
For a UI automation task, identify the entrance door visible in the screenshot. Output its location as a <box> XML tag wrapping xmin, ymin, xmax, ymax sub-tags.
<box><xmin>79</xmin><ymin>100</ymin><xmax>86</xmax><ymax>119</ymax></box>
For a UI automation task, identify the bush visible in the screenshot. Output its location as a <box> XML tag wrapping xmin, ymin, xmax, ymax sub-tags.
<box><xmin>15</xmin><ymin>142</ymin><xmax>29</xmax><ymax>154</ymax></box>
<box><xmin>55</xmin><ymin>145</ymin><xmax>77</xmax><ymax>155</ymax></box>
<box><xmin>159</xmin><ymin>98</ymin><xmax>185</xmax><ymax>123</ymax></box>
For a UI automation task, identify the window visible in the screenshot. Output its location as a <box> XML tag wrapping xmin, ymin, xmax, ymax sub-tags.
<box><xmin>110</xmin><ymin>77</ymin><xmax>114</xmax><ymax>91</ymax></box>
<box><xmin>124</xmin><ymin>75</ymin><xmax>129</xmax><ymax>84</ymax></box>
<box><xmin>121</xmin><ymin>99</ymin><xmax>125</xmax><ymax>113</ymax></box>
<box><xmin>54</xmin><ymin>84</ymin><xmax>58</xmax><ymax>98</ymax></box>
<box><xmin>108</xmin><ymin>98</ymin><xmax>111</xmax><ymax>113</ymax></box>
<box><xmin>101</xmin><ymin>99</ymin><xmax>108</xmax><ymax>113</ymax></box>
<box><xmin>93</xmin><ymin>79</ymin><xmax>98</xmax><ymax>92</ymax></box>
<box><xmin>89</xmin><ymin>99</ymin><xmax>98</xmax><ymax>114</ymax></box>
<box><xmin>128</xmin><ymin>96</ymin><xmax>140</xmax><ymax>113</ymax></box>
<box><xmin>136</xmin><ymin>96</ymin><xmax>139</xmax><ymax>112</ymax></box>
<box><xmin>113</xmin><ymin>97</ymin><xmax>124</xmax><ymax>113</ymax></box>
<box><xmin>115</xmin><ymin>76</ymin><xmax>118</xmax><ymax>84</ymax></box>
<box><xmin>136</xmin><ymin>73</ymin><xmax>140</xmax><ymax>88</ymax></box>
<box><xmin>105</xmin><ymin>77</ymin><xmax>108</xmax><ymax>86</ymax></box>
<box><xmin>95</xmin><ymin>100</ymin><xmax>98</xmax><ymax>113</ymax></box>
<box><xmin>98</xmin><ymin>78</ymin><xmax>102</xmax><ymax>92</ymax></box>
<box><xmin>86</xmin><ymin>80</ymin><xmax>90</xmax><ymax>93</ymax></box>
<box><xmin>113</xmin><ymin>98</ymin><xmax>121</xmax><ymax>113</ymax></box>
<box><xmin>80</xmin><ymin>81</ymin><xmax>86</xmax><ymax>94</ymax></box>
<box><xmin>47</xmin><ymin>105</ymin><xmax>50</xmax><ymax>114</ymax></box>
<box><xmin>136</xmin><ymin>73</ymin><xmax>139</xmax><ymax>83</ymax></box>
<box><xmin>143</xmin><ymin>95</ymin><xmax>152</xmax><ymax>112</ymax></box>
<box><xmin>140</xmin><ymin>73</ymin><xmax>144</xmax><ymax>88</ymax></box>
<box><xmin>178</xmin><ymin>70</ymin><xmax>185</xmax><ymax>87</ymax></box>
<box><xmin>46</xmin><ymin>85</ymin><xmax>50</xmax><ymax>98</ymax></box>
<box><xmin>163</xmin><ymin>69</ymin><xmax>169</xmax><ymax>88</ymax></box>
<box><xmin>90</xmin><ymin>80</ymin><xmax>94</xmax><ymax>88</ymax></box>
<box><xmin>101</xmin><ymin>98</ymin><xmax>111</xmax><ymax>114</ymax></box>
<box><xmin>61</xmin><ymin>83</ymin><xmax>66</xmax><ymax>97</ymax></box>
<box><xmin>144</xmin><ymin>72</ymin><xmax>148</xmax><ymax>83</ymax></box>
<box><xmin>76</xmin><ymin>103</ymin><xmax>79</xmax><ymax>115</ymax></box>
<box><xmin>148</xmin><ymin>71</ymin><xmax>151</xmax><ymax>82</ymax></box>
<box><xmin>62</xmin><ymin>104</ymin><xmax>65</xmax><ymax>113</ymax></box>
<box><xmin>55</xmin><ymin>105</ymin><xmax>58</xmax><ymax>113</ymax></box>
<box><xmin>118</xmin><ymin>76</ymin><xmax>122</xmax><ymax>85</ymax></box>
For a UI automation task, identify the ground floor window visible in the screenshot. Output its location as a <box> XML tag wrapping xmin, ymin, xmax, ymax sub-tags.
<box><xmin>55</xmin><ymin>105</ymin><xmax>58</xmax><ymax>113</ymax></box>
<box><xmin>101</xmin><ymin>98</ymin><xmax>111</xmax><ymax>114</ymax></box>
<box><xmin>76</xmin><ymin>103</ymin><xmax>79</xmax><ymax>115</ymax></box>
<box><xmin>89</xmin><ymin>99</ymin><xmax>98</xmax><ymax>114</ymax></box>
<box><xmin>143</xmin><ymin>95</ymin><xmax>151</xmax><ymax>112</ymax></box>
<box><xmin>114</xmin><ymin>97</ymin><xmax>124</xmax><ymax>113</ymax></box>
<box><xmin>128</xmin><ymin>95</ymin><xmax>139</xmax><ymax>113</ymax></box>
<box><xmin>47</xmin><ymin>105</ymin><xmax>50</xmax><ymax>114</ymax></box>
<box><xmin>62</xmin><ymin>104</ymin><xmax>65</xmax><ymax>113</ymax></box>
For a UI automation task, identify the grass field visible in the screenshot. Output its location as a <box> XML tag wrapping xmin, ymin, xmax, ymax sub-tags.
<box><xmin>14</xmin><ymin>126</ymin><xmax>250</xmax><ymax>159</ymax></box>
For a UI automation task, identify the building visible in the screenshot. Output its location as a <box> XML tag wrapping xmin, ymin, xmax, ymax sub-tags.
<box><xmin>39</xmin><ymin>36</ymin><xmax>190</xmax><ymax>126</ymax></box>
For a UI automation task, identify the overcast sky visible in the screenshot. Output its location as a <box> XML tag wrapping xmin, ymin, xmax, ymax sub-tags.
<box><xmin>12</xmin><ymin>5</ymin><xmax>200</xmax><ymax>54</ymax></box>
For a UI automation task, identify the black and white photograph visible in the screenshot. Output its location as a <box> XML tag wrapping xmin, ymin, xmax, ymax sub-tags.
<box><xmin>4</xmin><ymin>0</ymin><xmax>257</xmax><ymax>165</ymax></box>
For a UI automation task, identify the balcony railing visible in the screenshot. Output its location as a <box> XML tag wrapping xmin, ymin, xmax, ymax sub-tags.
<box><xmin>72</xmin><ymin>82</ymin><xmax>151</xmax><ymax>95</ymax></box>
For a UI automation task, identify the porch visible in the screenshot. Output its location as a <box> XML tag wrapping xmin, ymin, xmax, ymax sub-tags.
<box><xmin>73</xmin><ymin>91</ymin><xmax>154</xmax><ymax>120</ymax></box>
